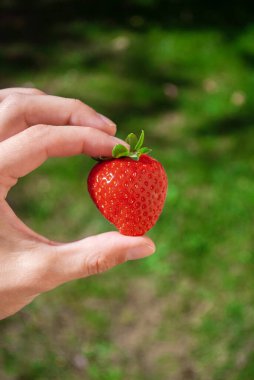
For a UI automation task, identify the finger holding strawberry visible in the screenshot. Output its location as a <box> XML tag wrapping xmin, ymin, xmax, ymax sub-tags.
<box><xmin>0</xmin><ymin>88</ymin><xmax>156</xmax><ymax>320</ymax></box>
<box><xmin>88</xmin><ymin>130</ymin><xmax>168</xmax><ymax>236</ymax></box>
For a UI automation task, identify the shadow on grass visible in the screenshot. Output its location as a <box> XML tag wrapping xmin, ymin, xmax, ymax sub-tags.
<box><xmin>1</xmin><ymin>0</ymin><xmax>254</xmax><ymax>44</ymax></box>
<box><xmin>1</xmin><ymin>0</ymin><xmax>254</xmax><ymax>76</ymax></box>
<box><xmin>196</xmin><ymin>111</ymin><xmax>254</xmax><ymax>137</ymax></box>
<box><xmin>240</xmin><ymin>51</ymin><xmax>254</xmax><ymax>69</ymax></box>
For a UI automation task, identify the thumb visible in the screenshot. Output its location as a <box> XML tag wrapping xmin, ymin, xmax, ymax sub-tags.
<box><xmin>40</xmin><ymin>232</ymin><xmax>155</xmax><ymax>290</ymax></box>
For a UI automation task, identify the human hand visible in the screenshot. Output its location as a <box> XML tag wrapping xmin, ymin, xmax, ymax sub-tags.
<box><xmin>0</xmin><ymin>88</ymin><xmax>155</xmax><ymax>320</ymax></box>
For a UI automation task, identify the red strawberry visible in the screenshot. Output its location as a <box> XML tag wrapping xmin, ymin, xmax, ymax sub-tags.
<box><xmin>87</xmin><ymin>131</ymin><xmax>168</xmax><ymax>236</ymax></box>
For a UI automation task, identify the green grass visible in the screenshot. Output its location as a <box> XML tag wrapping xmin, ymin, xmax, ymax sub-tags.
<box><xmin>1</xmin><ymin>19</ymin><xmax>254</xmax><ymax>380</ymax></box>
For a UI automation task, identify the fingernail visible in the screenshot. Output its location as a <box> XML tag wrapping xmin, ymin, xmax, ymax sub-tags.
<box><xmin>113</xmin><ymin>137</ymin><xmax>129</xmax><ymax>148</ymax></box>
<box><xmin>126</xmin><ymin>244</ymin><xmax>155</xmax><ymax>261</ymax></box>
<box><xmin>97</xmin><ymin>113</ymin><xmax>117</xmax><ymax>128</ymax></box>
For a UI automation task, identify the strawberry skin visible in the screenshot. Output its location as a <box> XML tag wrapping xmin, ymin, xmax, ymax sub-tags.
<box><xmin>87</xmin><ymin>154</ymin><xmax>168</xmax><ymax>236</ymax></box>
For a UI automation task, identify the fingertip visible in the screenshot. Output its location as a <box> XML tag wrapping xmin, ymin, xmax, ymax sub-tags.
<box><xmin>126</xmin><ymin>241</ymin><xmax>155</xmax><ymax>260</ymax></box>
<box><xmin>82</xmin><ymin>231</ymin><xmax>155</xmax><ymax>262</ymax></box>
<box><xmin>97</xmin><ymin>114</ymin><xmax>117</xmax><ymax>135</ymax></box>
<box><xmin>104</xmin><ymin>231</ymin><xmax>155</xmax><ymax>249</ymax></box>
<box><xmin>112</xmin><ymin>233</ymin><xmax>156</xmax><ymax>261</ymax></box>
<box><xmin>112</xmin><ymin>136</ymin><xmax>130</xmax><ymax>149</ymax></box>
<box><xmin>107</xmin><ymin>123</ymin><xmax>117</xmax><ymax>136</ymax></box>
<box><xmin>110</xmin><ymin>123</ymin><xmax>117</xmax><ymax>136</ymax></box>
<box><xmin>141</xmin><ymin>236</ymin><xmax>156</xmax><ymax>252</ymax></box>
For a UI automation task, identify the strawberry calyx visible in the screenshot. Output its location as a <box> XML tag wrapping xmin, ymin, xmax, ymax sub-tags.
<box><xmin>112</xmin><ymin>130</ymin><xmax>152</xmax><ymax>161</ymax></box>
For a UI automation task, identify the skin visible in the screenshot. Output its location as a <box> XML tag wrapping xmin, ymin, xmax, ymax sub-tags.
<box><xmin>0</xmin><ymin>88</ymin><xmax>155</xmax><ymax>320</ymax></box>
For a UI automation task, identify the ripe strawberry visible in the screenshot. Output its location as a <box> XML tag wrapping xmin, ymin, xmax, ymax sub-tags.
<box><xmin>87</xmin><ymin>131</ymin><xmax>168</xmax><ymax>236</ymax></box>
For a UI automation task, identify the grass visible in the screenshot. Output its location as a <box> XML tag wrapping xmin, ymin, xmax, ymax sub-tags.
<box><xmin>1</xmin><ymin>15</ymin><xmax>254</xmax><ymax>380</ymax></box>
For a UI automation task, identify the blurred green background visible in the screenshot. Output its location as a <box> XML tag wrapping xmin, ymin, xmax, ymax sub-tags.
<box><xmin>1</xmin><ymin>1</ymin><xmax>254</xmax><ymax>379</ymax></box>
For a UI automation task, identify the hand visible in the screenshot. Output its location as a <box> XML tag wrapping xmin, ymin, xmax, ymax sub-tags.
<box><xmin>0</xmin><ymin>88</ymin><xmax>155</xmax><ymax>320</ymax></box>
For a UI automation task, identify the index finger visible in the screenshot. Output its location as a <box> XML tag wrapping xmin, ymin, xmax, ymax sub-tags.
<box><xmin>0</xmin><ymin>92</ymin><xmax>116</xmax><ymax>141</ymax></box>
<box><xmin>0</xmin><ymin>125</ymin><xmax>128</xmax><ymax>197</ymax></box>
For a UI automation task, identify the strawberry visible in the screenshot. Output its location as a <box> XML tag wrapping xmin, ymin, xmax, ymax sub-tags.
<box><xmin>87</xmin><ymin>131</ymin><xmax>168</xmax><ymax>236</ymax></box>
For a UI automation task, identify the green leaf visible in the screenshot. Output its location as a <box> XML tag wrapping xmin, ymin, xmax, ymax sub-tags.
<box><xmin>125</xmin><ymin>133</ymin><xmax>138</xmax><ymax>151</ymax></box>
<box><xmin>102</xmin><ymin>130</ymin><xmax>150</xmax><ymax>162</ymax></box>
<box><xmin>139</xmin><ymin>147</ymin><xmax>152</xmax><ymax>155</ymax></box>
<box><xmin>135</xmin><ymin>130</ymin><xmax>144</xmax><ymax>150</ymax></box>
<box><xmin>112</xmin><ymin>144</ymin><xmax>129</xmax><ymax>158</ymax></box>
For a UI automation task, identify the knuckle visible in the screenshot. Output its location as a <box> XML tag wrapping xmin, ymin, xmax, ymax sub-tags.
<box><xmin>26</xmin><ymin>125</ymin><xmax>56</xmax><ymax>156</ymax></box>
<box><xmin>86</xmin><ymin>255</ymin><xmax>111</xmax><ymax>276</ymax></box>
<box><xmin>0</xmin><ymin>90</ymin><xmax>44</xmax><ymax>114</ymax></box>
<box><xmin>70</xmin><ymin>98</ymin><xmax>94</xmax><ymax>115</ymax></box>
<box><xmin>2</xmin><ymin>92</ymin><xmax>23</xmax><ymax>109</ymax></box>
<box><xmin>26</xmin><ymin>87</ymin><xmax>45</xmax><ymax>96</ymax></box>
<box><xmin>70</xmin><ymin>98</ymin><xmax>84</xmax><ymax>109</ymax></box>
<box><xmin>6</xmin><ymin>92</ymin><xmax>22</xmax><ymax>102</ymax></box>
<box><xmin>28</xmin><ymin>124</ymin><xmax>51</xmax><ymax>138</ymax></box>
